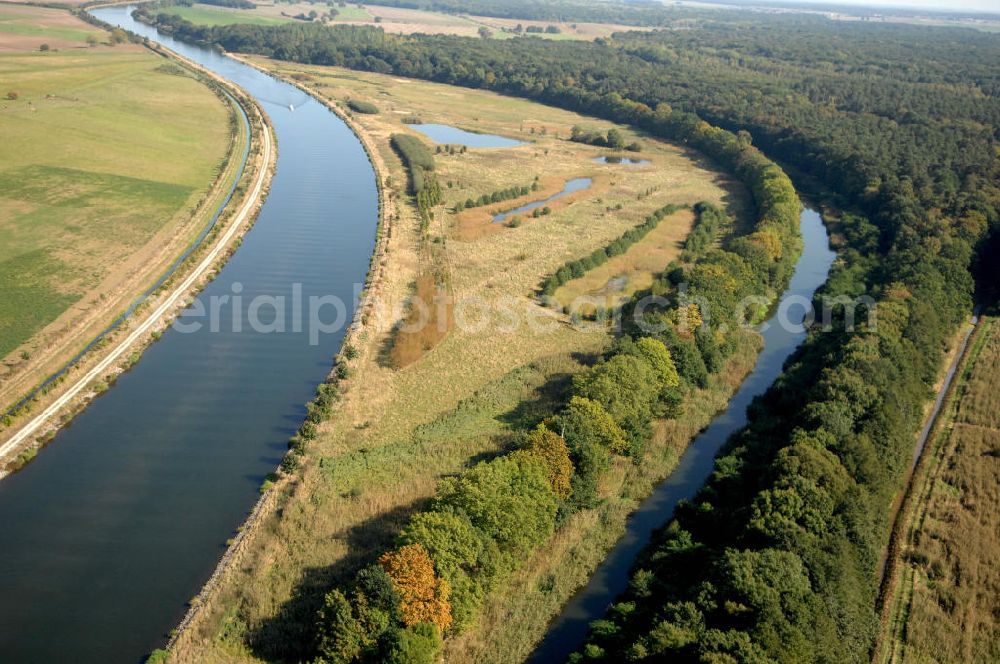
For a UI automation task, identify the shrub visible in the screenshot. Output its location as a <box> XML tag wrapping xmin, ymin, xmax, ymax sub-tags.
<box><xmin>390</xmin><ymin>134</ymin><xmax>435</xmax><ymax>172</ymax></box>
<box><xmin>316</xmin><ymin>589</ymin><xmax>378</xmax><ymax>664</ymax></box>
<box><xmin>683</xmin><ymin>201</ymin><xmax>725</xmax><ymax>260</ymax></box>
<box><xmin>572</xmin><ymin>354</ymin><xmax>661</xmax><ymax>452</ymax></box>
<box><xmin>655</xmin><ymin>324</ymin><xmax>709</xmax><ymax>388</ymax></box>
<box><xmin>524</xmin><ymin>425</ymin><xmax>574</xmax><ymax>500</ymax></box>
<box><xmin>384</xmin><ymin>623</ymin><xmax>441</xmax><ymax>664</ymax></box>
<box><xmin>559</xmin><ymin>396</ymin><xmax>628</xmax><ymax>456</ymax></box>
<box><xmin>401</xmin><ymin>511</ymin><xmax>495</xmax><ymax>584</ymax></box>
<box><xmin>435</xmin><ymin>454</ymin><xmax>558</xmax><ymax>566</ymax></box>
<box><xmin>347</xmin><ymin>98</ymin><xmax>379</xmax><ymax>114</ymax></box>
<box><xmin>622</xmin><ymin>337</ymin><xmax>680</xmax><ymax>391</ymax></box>
<box><xmin>400</xmin><ymin>509</ymin><xmax>499</xmax><ymax>629</ymax></box>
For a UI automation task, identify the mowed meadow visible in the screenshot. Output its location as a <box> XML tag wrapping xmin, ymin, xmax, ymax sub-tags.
<box><xmin>170</xmin><ymin>61</ymin><xmax>750</xmax><ymax>662</ymax></box>
<box><xmin>0</xmin><ymin>5</ymin><xmax>235</xmax><ymax>406</ymax></box>
<box><xmin>892</xmin><ymin>317</ymin><xmax>1000</xmax><ymax>663</ymax></box>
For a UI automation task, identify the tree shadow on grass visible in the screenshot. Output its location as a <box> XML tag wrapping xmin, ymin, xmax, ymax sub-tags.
<box><xmin>499</xmin><ymin>352</ymin><xmax>600</xmax><ymax>430</ymax></box>
<box><xmin>246</xmin><ymin>498</ymin><xmax>426</xmax><ymax>662</ymax></box>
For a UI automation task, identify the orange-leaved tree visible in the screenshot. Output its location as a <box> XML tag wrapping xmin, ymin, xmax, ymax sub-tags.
<box><xmin>379</xmin><ymin>543</ymin><xmax>453</xmax><ymax>633</ymax></box>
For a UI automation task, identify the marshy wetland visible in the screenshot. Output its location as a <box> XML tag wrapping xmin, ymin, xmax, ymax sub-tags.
<box><xmin>164</xmin><ymin>57</ymin><xmax>758</xmax><ymax>663</ymax></box>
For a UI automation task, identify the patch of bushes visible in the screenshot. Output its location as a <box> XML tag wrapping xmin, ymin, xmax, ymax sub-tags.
<box><xmin>200</xmin><ymin>0</ymin><xmax>254</xmax><ymax>8</ymax></box>
<box><xmin>347</xmin><ymin>98</ymin><xmax>379</xmax><ymax>114</ymax></box>
<box><xmin>390</xmin><ymin>133</ymin><xmax>435</xmax><ymax>175</ymax></box>
<box><xmin>315</xmin><ymin>333</ymin><xmax>683</xmax><ymax>660</ymax></box>
<box><xmin>454</xmin><ymin>178</ymin><xmax>538</xmax><ymax>212</ymax></box>
<box><xmin>390</xmin><ymin>134</ymin><xmax>442</xmax><ymax>233</ymax></box>
<box><xmin>571</xmin><ymin>126</ymin><xmax>640</xmax><ymax>152</ymax></box>
<box><xmin>682</xmin><ymin>200</ymin><xmax>725</xmax><ymax>260</ymax></box>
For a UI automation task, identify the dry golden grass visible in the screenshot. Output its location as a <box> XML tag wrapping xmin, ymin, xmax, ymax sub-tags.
<box><xmin>553</xmin><ymin>208</ymin><xmax>696</xmax><ymax>314</ymax></box>
<box><xmin>170</xmin><ymin>61</ymin><xmax>748</xmax><ymax>663</ymax></box>
<box><xmin>891</xmin><ymin>318</ymin><xmax>1000</xmax><ymax>663</ymax></box>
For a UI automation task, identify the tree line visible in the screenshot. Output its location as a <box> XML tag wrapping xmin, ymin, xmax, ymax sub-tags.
<box><xmin>538</xmin><ymin>202</ymin><xmax>686</xmax><ymax>300</ymax></box>
<box><xmin>390</xmin><ymin>133</ymin><xmax>441</xmax><ymax>234</ymax></box>
<box><xmin>453</xmin><ymin>179</ymin><xmax>538</xmax><ymax>212</ymax></box>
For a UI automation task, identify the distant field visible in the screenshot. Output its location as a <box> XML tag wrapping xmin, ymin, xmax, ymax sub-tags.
<box><xmin>158</xmin><ymin>3</ymin><xmax>295</xmax><ymax>27</ymax></box>
<box><xmin>0</xmin><ymin>7</ymin><xmax>232</xmax><ymax>383</ymax></box>
<box><xmin>158</xmin><ymin>2</ymin><xmax>371</xmax><ymax>28</ymax></box>
<box><xmin>0</xmin><ymin>4</ymin><xmax>95</xmax><ymax>49</ymax></box>
<box><xmin>155</xmin><ymin>1</ymin><xmax>641</xmax><ymax>39</ymax></box>
<box><xmin>359</xmin><ymin>4</ymin><xmax>650</xmax><ymax>39</ymax></box>
<box><xmin>889</xmin><ymin>317</ymin><xmax>1000</xmax><ymax>663</ymax></box>
<box><xmin>172</xmin><ymin>59</ymin><xmax>746</xmax><ymax>663</ymax></box>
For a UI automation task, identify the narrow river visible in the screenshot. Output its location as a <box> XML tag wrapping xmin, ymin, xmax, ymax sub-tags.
<box><xmin>527</xmin><ymin>207</ymin><xmax>835</xmax><ymax>662</ymax></box>
<box><xmin>0</xmin><ymin>6</ymin><xmax>378</xmax><ymax>662</ymax></box>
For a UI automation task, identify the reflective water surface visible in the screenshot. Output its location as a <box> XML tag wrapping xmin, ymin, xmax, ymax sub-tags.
<box><xmin>527</xmin><ymin>208</ymin><xmax>834</xmax><ymax>662</ymax></box>
<box><xmin>409</xmin><ymin>122</ymin><xmax>527</xmax><ymax>148</ymax></box>
<box><xmin>492</xmin><ymin>177</ymin><xmax>592</xmax><ymax>223</ymax></box>
<box><xmin>593</xmin><ymin>156</ymin><xmax>650</xmax><ymax>165</ymax></box>
<box><xmin>0</xmin><ymin>6</ymin><xmax>377</xmax><ymax>662</ymax></box>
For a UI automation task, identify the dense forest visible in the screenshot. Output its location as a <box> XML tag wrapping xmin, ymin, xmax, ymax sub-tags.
<box><xmin>359</xmin><ymin>0</ymin><xmax>696</xmax><ymax>26</ymax></box>
<box><xmin>136</xmin><ymin>8</ymin><xmax>1000</xmax><ymax>662</ymax></box>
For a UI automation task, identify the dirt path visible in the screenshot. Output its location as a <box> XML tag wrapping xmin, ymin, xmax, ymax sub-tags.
<box><xmin>873</xmin><ymin>308</ymin><xmax>982</xmax><ymax>662</ymax></box>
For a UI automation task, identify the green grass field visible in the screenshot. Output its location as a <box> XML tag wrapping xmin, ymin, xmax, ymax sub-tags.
<box><xmin>329</xmin><ymin>4</ymin><xmax>370</xmax><ymax>21</ymax></box>
<box><xmin>158</xmin><ymin>4</ymin><xmax>295</xmax><ymax>27</ymax></box>
<box><xmin>157</xmin><ymin>2</ymin><xmax>371</xmax><ymax>28</ymax></box>
<box><xmin>0</xmin><ymin>16</ymin><xmax>232</xmax><ymax>363</ymax></box>
<box><xmin>0</xmin><ymin>8</ymin><xmax>95</xmax><ymax>42</ymax></box>
<box><xmin>151</xmin><ymin>2</ymin><xmax>629</xmax><ymax>39</ymax></box>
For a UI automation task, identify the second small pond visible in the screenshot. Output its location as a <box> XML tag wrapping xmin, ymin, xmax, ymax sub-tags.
<box><xmin>409</xmin><ymin>123</ymin><xmax>526</xmax><ymax>148</ymax></box>
<box><xmin>492</xmin><ymin>177</ymin><xmax>593</xmax><ymax>223</ymax></box>
<box><xmin>593</xmin><ymin>156</ymin><xmax>650</xmax><ymax>165</ymax></box>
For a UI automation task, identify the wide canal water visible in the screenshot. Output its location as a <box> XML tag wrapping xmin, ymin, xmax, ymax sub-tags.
<box><xmin>0</xmin><ymin>6</ymin><xmax>378</xmax><ymax>662</ymax></box>
<box><xmin>527</xmin><ymin>207</ymin><xmax>835</xmax><ymax>662</ymax></box>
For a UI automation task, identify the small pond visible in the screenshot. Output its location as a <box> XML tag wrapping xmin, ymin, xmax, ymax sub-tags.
<box><xmin>493</xmin><ymin>177</ymin><xmax>592</xmax><ymax>223</ymax></box>
<box><xmin>409</xmin><ymin>123</ymin><xmax>526</xmax><ymax>148</ymax></box>
<box><xmin>593</xmin><ymin>156</ymin><xmax>650</xmax><ymax>165</ymax></box>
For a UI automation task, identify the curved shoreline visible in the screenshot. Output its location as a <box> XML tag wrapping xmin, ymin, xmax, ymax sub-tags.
<box><xmin>0</xmin><ymin>20</ymin><xmax>277</xmax><ymax>476</ymax></box>
<box><xmin>163</xmin><ymin>50</ymin><xmax>396</xmax><ymax>656</ymax></box>
<box><xmin>1</xmin><ymin>89</ymin><xmax>249</xmax><ymax>421</ymax></box>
